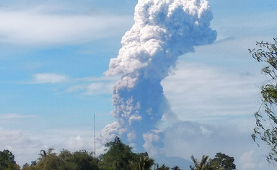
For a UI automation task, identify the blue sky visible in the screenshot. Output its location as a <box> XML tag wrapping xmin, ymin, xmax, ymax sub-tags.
<box><xmin>0</xmin><ymin>0</ymin><xmax>277</xmax><ymax>169</ymax></box>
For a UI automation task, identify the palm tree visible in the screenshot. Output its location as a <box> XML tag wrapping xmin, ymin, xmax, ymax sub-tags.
<box><xmin>190</xmin><ymin>155</ymin><xmax>214</xmax><ymax>170</ymax></box>
<box><xmin>155</xmin><ymin>164</ymin><xmax>170</xmax><ymax>170</ymax></box>
<box><xmin>171</xmin><ymin>166</ymin><xmax>181</xmax><ymax>170</ymax></box>
<box><xmin>38</xmin><ymin>148</ymin><xmax>55</xmax><ymax>160</ymax></box>
<box><xmin>130</xmin><ymin>156</ymin><xmax>155</xmax><ymax>170</ymax></box>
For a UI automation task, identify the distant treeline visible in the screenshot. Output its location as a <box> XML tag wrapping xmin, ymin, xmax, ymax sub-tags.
<box><xmin>0</xmin><ymin>136</ymin><xmax>236</xmax><ymax>170</ymax></box>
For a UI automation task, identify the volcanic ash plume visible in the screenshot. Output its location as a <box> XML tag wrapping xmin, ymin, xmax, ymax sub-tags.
<box><xmin>101</xmin><ymin>0</ymin><xmax>217</xmax><ymax>153</ymax></box>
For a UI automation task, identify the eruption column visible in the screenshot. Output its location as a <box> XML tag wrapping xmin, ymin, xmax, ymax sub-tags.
<box><xmin>101</xmin><ymin>0</ymin><xmax>217</xmax><ymax>154</ymax></box>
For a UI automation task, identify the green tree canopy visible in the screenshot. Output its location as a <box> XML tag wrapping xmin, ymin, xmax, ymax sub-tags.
<box><xmin>210</xmin><ymin>153</ymin><xmax>236</xmax><ymax>170</ymax></box>
<box><xmin>99</xmin><ymin>136</ymin><xmax>140</xmax><ymax>170</ymax></box>
<box><xmin>0</xmin><ymin>150</ymin><xmax>20</xmax><ymax>170</ymax></box>
<box><xmin>129</xmin><ymin>155</ymin><xmax>155</xmax><ymax>170</ymax></box>
<box><xmin>69</xmin><ymin>150</ymin><xmax>99</xmax><ymax>170</ymax></box>
<box><xmin>250</xmin><ymin>38</ymin><xmax>277</xmax><ymax>162</ymax></box>
<box><xmin>22</xmin><ymin>148</ymin><xmax>99</xmax><ymax>170</ymax></box>
<box><xmin>190</xmin><ymin>153</ymin><xmax>236</xmax><ymax>170</ymax></box>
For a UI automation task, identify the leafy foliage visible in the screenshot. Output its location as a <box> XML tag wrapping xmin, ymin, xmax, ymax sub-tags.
<box><xmin>22</xmin><ymin>149</ymin><xmax>99</xmax><ymax>170</ymax></box>
<box><xmin>190</xmin><ymin>153</ymin><xmax>236</xmax><ymax>170</ymax></box>
<box><xmin>0</xmin><ymin>150</ymin><xmax>20</xmax><ymax>170</ymax></box>
<box><xmin>99</xmin><ymin>136</ymin><xmax>145</xmax><ymax>170</ymax></box>
<box><xmin>250</xmin><ymin>38</ymin><xmax>277</xmax><ymax>162</ymax></box>
<box><xmin>189</xmin><ymin>155</ymin><xmax>213</xmax><ymax>170</ymax></box>
<box><xmin>210</xmin><ymin>153</ymin><xmax>236</xmax><ymax>170</ymax></box>
<box><xmin>129</xmin><ymin>154</ymin><xmax>155</xmax><ymax>170</ymax></box>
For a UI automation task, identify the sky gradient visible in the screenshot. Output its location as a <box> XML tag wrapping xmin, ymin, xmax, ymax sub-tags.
<box><xmin>0</xmin><ymin>0</ymin><xmax>277</xmax><ymax>170</ymax></box>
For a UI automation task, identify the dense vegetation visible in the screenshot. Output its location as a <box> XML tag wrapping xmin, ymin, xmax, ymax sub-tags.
<box><xmin>0</xmin><ymin>150</ymin><xmax>20</xmax><ymax>170</ymax></box>
<box><xmin>0</xmin><ymin>136</ymin><xmax>236</xmax><ymax>170</ymax></box>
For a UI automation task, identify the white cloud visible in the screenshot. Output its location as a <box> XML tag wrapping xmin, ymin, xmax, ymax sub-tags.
<box><xmin>66</xmin><ymin>84</ymin><xmax>86</xmax><ymax>92</ymax></box>
<box><xmin>30</xmin><ymin>74</ymin><xmax>115</xmax><ymax>95</ymax></box>
<box><xmin>86</xmin><ymin>82</ymin><xmax>112</xmax><ymax>95</ymax></box>
<box><xmin>0</xmin><ymin>128</ymin><xmax>44</xmax><ymax>167</ymax></box>
<box><xmin>239</xmin><ymin>150</ymin><xmax>275</xmax><ymax>170</ymax></box>
<box><xmin>0</xmin><ymin>125</ymin><xmax>106</xmax><ymax>166</ymax></box>
<box><xmin>63</xmin><ymin>136</ymin><xmax>87</xmax><ymax>151</ymax></box>
<box><xmin>32</xmin><ymin>73</ymin><xmax>68</xmax><ymax>84</ymax></box>
<box><xmin>239</xmin><ymin>151</ymin><xmax>256</xmax><ymax>170</ymax></box>
<box><xmin>62</xmin><ymin>135</ymin><xmax>106</xmax><ymax>156</ymax></box>
<box><xmin>65</xmin><ymin>75</ymin><xmax>118</xmax><ymax>95</ymax></box>
<box><xmin>66</xmin><ymin>82</ymin><xmax>113</xmax><ymax>95</ymax></box>
<box><xmin>162</xmin><ymin>61</ymin><xmax>262</xmax><ymax>123</ymax></box>
<box><xmin>0</xmin><ymin>8</ymin><xmax>133</xmax><ymax>46</ymax></box>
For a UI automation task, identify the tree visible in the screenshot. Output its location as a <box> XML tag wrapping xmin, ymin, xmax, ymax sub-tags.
<box><xmin>99</xmin><ymin>136</ymin><xmax>140</xmax><ymax>170</ymax></box>
<box><xmin>250</xmin><ymin>38</ymin><xmax>277</xmax><ymax>162</ymax></box>
<box><xmin>22</xmin><ymin>163</ymin><xmax>36</xmax><ymax>170</ymax></box>
<box><xmin>23</xmin><ymin>148</ymin><xmax>99</xmax><ymax>170</ymax></box>
<box><xmin>155</xmin><ymin>164</ymin><xmax>170</xmax><ymax>170</ymax></box>
<box><xmin>0</xmin><ymin>150</ymin><xmax>20</xmax><ymax>170</ymax></box>
<box><xmin>69</xmin><ymin>150</ymin><xmax>99</xmax><ymax>170</ymax></box>
<box><xmin>129</xmin><ymin>154</ymin><xmax>154</xmax><ymax>170</ymax></box>
<box><xmin>35</xmin><ymin>148</ymin><xmax>63</xmax><ymax>170</ymax></box>
<box><xmin>210</xmin><ymin>153</ymin><xmax>236</xmax><ymax>170</ymax></box>
<box><xmin>189</xmin><ymin>155</ymin><xmax>213</xmax><ymax>170</ymax></box>
<box><xmin>171</xmin><ymin>166</ymin><xmax>181</xmax><ymax>170</ymax></box>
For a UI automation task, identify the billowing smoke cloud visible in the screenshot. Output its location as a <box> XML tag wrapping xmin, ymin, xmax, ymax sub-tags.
<box><xmin>101</xmin><ymin>0</ymin><xmax>216</xmax><ymax>154</ymax></box>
